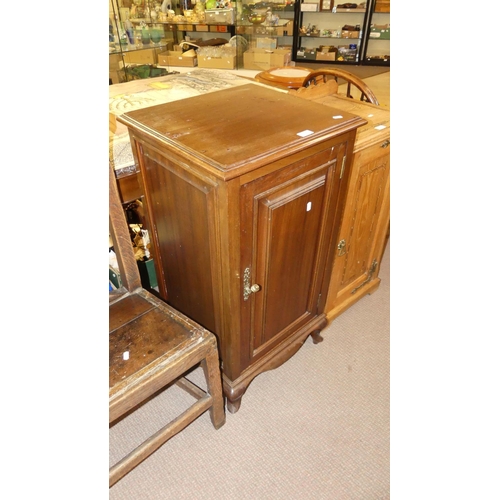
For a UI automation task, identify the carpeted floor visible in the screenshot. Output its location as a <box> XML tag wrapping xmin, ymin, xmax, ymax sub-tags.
<box><xmin>109</xmin><ymin>239</ymin><xmax>390</xmax><ymax>499</ymax></box>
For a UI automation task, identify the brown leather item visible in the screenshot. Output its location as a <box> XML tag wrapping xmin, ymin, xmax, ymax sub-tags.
<box><xmin>342</xmin><ymin>24</ymin><xmax>360</xmax><ymax>31</ymax></box>
<box><xmin>337</xmin><ymin>3</ymin><xmax>358</xmax><ymax>8</ymax></box>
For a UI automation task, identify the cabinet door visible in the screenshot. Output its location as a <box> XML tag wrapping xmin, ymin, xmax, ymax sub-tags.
<box><xmin>240</xmin><ymin>143</ymin><xmax>347</xmax><ymax>367</ymax></box>
<box><xmin>326</xmin><ymin>141</ymin><xmax>390</xmax><ymax>318</ymax></box>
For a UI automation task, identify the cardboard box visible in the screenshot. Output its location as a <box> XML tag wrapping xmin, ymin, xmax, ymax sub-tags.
<box><xmin>269</xmin><ymin>21</ymin><xmax>294</xmax><ymax>37</ymax></box>
<box><xmin>375</xmin><ymin>0</ymin><xmax>390</xmax><ymax>12</ymax></box>
<box><xmin>209</xmin><ymin>25</ymin><xmax>230</xmax><ymax>32</ymax></box>
<box><xmin>158</xmin><ymin>50</ymin><xmax>198</xmax><ymax>67</ymax></box>
<box><xmin>109</xmin><ymin>69</ymin><xmax>126</xmax><ymax>84</ymax></box>
<box><xmin>256</xmin><ymin>37</ymin><xmax>278</xmax><ymax>50</ymax></box>
<box><xmin>316</xmin><ymin>48</ymin><xmax>337</xmax><ymax>61</ymax></box>
<box><xmin>366</xmin><ymin>54</ymin><xmax>390</xmax><ymax>62</ymax></box>
<box><xmin>109</xmin><ymin>53</ymin><xmax>123</xmax><ymax>71</ymax></box>
<box><xmin>370</xmin><ymin>24</ymin><xmax>390</xmax><ymax>39</ymax></box>
<box><xmin>198</xmin><ymin>55</ymin><xmax>236</xmax><ymax>69</ymax></box>
<box><xmin>341</xmin><ymin>30</ymin><xmax>360</xmax><ymax>39</ymax></box>
<box><xmin>243</xmin><ymin>48</ymin><xmax>291</xmax><ymax>70</ymax></box>
<box><xmin>123</xmin><ymin>47</ymin><xmax>162</xmax><ymax>65</ymax></box>
<box><xmin>205</xmin><ymin>8</ymin><xmax>235</xmax><ymax>25</ymax></box>
<box><xmin>301</xmin><ymin>3</ymin><xmax>319</xmax><ymax>11</ymax></box>
<box><xmin>296</xmin><ymin>48</ymin><xmax>317</xmax><ymax>61</ymax></box>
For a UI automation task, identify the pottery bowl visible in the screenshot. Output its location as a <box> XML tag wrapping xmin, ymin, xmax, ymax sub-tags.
<box><xmin>248</xmin><ymin>13</ymin><xmax>266</xmax><ymax>24</ymax></box>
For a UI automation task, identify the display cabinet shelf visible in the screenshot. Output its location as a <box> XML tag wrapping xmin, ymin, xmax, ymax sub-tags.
<box><xmin>299</xmin><ymin>34</ymin><xmax>361</xmax><ymax>39</ymax></box>
<box><xmin>362</xmin><ymin>8</ymin><xmax>389</xmax><ymax>66</ymax></box>
<box><xmin>335</xmin><ymin>8</ymin><xmax>366</xmax><ymax>13</ymax></box>
<box><xmin>110</xmin><ymin>41</ymin><xmax>171</xmax><ymax>54</ymax></box>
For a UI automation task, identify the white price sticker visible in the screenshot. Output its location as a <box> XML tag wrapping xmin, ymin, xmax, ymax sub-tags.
<box><xmin>297</xmin><ymin>130</ymin><xmax>314</xmax><ymax>137</ymax></box>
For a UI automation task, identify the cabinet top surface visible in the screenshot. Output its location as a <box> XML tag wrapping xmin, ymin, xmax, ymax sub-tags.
<box><xmin>117</xmin><ymin>84</ymin><xmax>366</xmax><ymax>176</ymax></box>
<box><xmin>294</xmin><ymin>93</ymin><xmax>390</xmax><ymax>150</ymax></box>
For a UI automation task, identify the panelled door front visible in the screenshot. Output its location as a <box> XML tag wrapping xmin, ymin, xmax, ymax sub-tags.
<box><xmin>239</xmin><ymin>141</ymin><xmax>348</xmax><ymax>368</ymax></box>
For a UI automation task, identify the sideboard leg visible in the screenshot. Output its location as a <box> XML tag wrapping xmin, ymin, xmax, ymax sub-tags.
<box><xmin>226</xmin><ymin>396</ymin><xmax>242</xmax><ymax>414</ymax></box>
<box><xmin>310</xmin><ymin>329</ymin><xmax>324</xmax><ymax>344</ymax></box>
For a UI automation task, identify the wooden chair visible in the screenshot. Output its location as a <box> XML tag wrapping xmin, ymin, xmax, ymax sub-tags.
<box><xmin>109</xmin><ymin>163</ymin><xmax>226</xmax><ymax>487</ymax></box>
<box><xmin>299</xmin><ymin>68</ymin><xmax>380</xmax><ymax>106</ymax></box>
<box><xmin>254</xmin><ymin>66</ymin><xmax>315</xmax><ymax>89</ymax></box>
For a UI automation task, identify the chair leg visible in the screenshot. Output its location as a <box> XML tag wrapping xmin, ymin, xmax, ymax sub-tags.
<box><xmin>201</xmin><ymin>344</ymin><xmax>226</xmax><ymax>429</ymax></box>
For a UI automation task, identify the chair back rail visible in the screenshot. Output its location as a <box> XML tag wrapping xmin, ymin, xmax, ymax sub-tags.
<box><xmin>109</xmin><ymin>162</ymin><xmax>142</xmax><ymax>293</ymax></box>
<box><xmin>302</xmin><ymin>68</ymin><xmax>380</xmax><ymax>106</ymax></box>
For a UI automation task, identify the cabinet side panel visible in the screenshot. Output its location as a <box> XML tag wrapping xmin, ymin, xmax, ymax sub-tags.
<box><xmin>143</xmin><ymin>155</ymin><xmax>217</xmax><ymax>333</ymax></box>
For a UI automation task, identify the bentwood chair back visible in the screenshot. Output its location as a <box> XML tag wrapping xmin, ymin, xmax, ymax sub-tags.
<box><xmin>300</xmin><ymin>68</ymin><xmax>380</xmax><ymax>105</ymax></box>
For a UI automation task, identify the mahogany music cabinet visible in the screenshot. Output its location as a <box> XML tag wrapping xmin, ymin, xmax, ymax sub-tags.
<box><xmin>117</xmin><ymin>84</ymin><xmax>365</xmax><ymax>412</ymax></box>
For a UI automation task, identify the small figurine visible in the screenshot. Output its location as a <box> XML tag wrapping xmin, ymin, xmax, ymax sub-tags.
<box><xmin>265</xmin><ymin>7</ymin><xmax>272</xmax><ymax>25</ymax></box>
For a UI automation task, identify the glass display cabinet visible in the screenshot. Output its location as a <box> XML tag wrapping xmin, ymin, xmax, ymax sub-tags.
<box><xmin>237</xmin><ymin>1</ymin><xmax>296</xmax><ymax>49</ymax></box>
<box><xmin>109</xmin><ymin>0</ymin><xmax>242</xmax><ymax>81</ymax></box>
<box><xmin>109</xmin><ymin>0</ymin><xmax>178</xmax><ymax>82</ymax></box>
<box><xmin>291</xmin><ymin>0</ymin><xmax>389</xmax><ymax>66</ymax></box>
<box><xmin>362</xmin><ymin>0</ymin><xmax>389</xmax><ymax>65</ymax></box>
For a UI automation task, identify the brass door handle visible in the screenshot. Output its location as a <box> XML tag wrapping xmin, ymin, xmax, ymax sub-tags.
<box><xmin>337</xmin><ymin>239</ymin><xmax>346</xmax><ymax>256</ymax></box>
<box><xmin>243</xmin><ymin>268</ymin><xmax>261</xmax><ymax>300</ymax></box>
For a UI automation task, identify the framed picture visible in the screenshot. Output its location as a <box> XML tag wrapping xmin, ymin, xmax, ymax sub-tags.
<box><xmin>320</xmin><ymin>0</ymin><xmax>333</xmax><ymax>11</ymax></box>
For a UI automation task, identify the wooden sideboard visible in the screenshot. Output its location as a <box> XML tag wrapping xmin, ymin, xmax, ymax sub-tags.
<box><xmin>290</xmin><ymin>93</ymin><xmax>390</xmax><ymax>321</ymax></box>
<box><xmin>117</xmin><ymin>84</ymin><xmax>366</xmax><ymax>412</ymax></box>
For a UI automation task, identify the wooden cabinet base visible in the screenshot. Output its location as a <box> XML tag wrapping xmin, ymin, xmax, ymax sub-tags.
<box><xmin>326</xmin><ymin>277</ymin><xmax>381</xmax><ymax>322</ymax></box>
<box><xmin>223</xmin><ymin>315</ymin><xmax>327</xmax><ymax>413</ymax></box>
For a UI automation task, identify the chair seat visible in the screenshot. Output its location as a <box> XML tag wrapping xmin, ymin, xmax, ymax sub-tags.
<box><xmin>110</xmin><ymin>293</ymin><xmax>201</xmax><ymax>392</ymax></box>
<box><xmin>109</xmin><ymin>289</ymin><xmax>225</xmax><ymax>486</ymax></box>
